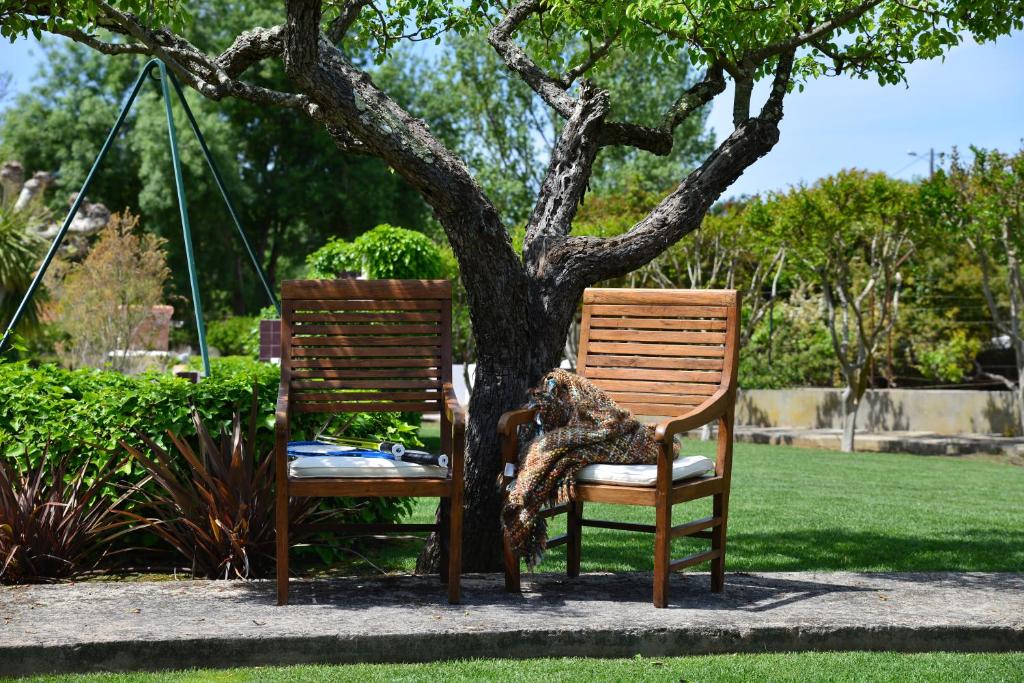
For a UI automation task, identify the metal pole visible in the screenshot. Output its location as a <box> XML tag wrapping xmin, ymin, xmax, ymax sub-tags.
<box><xmin>0</xmin><ymin>59</ymin><xmax>160</xmax><ymax>356</ymax></box>
<box><xmin>157</xmin><ymin>62</ymin><xmax>211</xmax><ymax>377</ymax></box>
<box><xmin>166</xmin><ymin>72</ymin><xmax>281</xmax><ymax>315</ymax></box>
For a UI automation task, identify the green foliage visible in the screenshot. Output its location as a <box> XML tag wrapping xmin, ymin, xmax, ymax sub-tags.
<box><xmin>0</xmin><ymin>357</ymin><xmax>419</xmax><ymax>482</ymax></box>
<box><xmin>739</xmin><ymin>292</ymin><xmax>838</xmax><ymax>390</ymax></box>
<box><xmin>305</xmin><ymin>238</ymin><xmax>362</xmax><ymax>279</ymax></box>
<box><xmin>0</xmin><ymin>447</ymin><xmax>126</xmax><ymax>584</ymax></box>
<box><xmin>206</xmin><ymin>316</ymin><xmax>259</xmax><ymax>358</ymax></box>
<box><xmin>307</xmin><ymin>224</ymin><xmax>444</xmax><ymax>280</ymax></box>
<box><xmin>0</xmin><ymin>173</ymin><xmax>45</xmax><ymax>338</ymax></box>
<box><xmin>337</xmin><ymin>0</ymin><xmax>1024</xmax><ymax>88</ymax></box>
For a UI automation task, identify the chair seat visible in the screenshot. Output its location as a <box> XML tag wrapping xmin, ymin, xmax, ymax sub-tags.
<box><xmin>574</xmin><ymin>455</ymin><xmax>714</xmax><ymax>487</ymax></box>
<box><xmin>288</xmin><ymin>455</ymin><xmax>447</xmax><ymax>479</ymax></box>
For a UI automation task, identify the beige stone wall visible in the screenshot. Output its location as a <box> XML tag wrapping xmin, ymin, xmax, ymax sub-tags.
<box><xmin>736</xmin><ymin>388</ymin><xmax>1019</xmax><ymax>436</ymax></box>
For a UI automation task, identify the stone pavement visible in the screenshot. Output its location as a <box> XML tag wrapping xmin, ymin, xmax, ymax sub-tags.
<box><xmin>2</xmin><ymin>572</ymin><xmax>1022</xmax><ymax>676</ymax></box>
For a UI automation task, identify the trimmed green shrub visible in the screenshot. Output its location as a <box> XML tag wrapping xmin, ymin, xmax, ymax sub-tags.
<box><xmin>0</xmin><ymin>358</ymin><xmax>419</xmax><ymax>522</ymax></box>
<box><xmin>206</xmin><ymin>316</ymin><xmax>259</xmax><ymax>357</ymax></box>
<box><xmin>307</xmin><ymin>224</ymin><xmax>444</xmax><ymax>280</ymax></box>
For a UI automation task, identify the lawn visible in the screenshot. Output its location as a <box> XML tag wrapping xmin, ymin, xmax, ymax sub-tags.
<box><xmin>7</xmin><ymin>653</ymin><xmax>1024</xmax><ymax>683</ymax></box>
<box><xmin>358</xmin><ymin>422</ymin><xmax>1024</xmax><ymax>575</ymax></box>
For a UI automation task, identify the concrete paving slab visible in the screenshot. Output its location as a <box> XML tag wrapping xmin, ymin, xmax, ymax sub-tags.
<box><xmin>2</xmin><ymin>572</ymin><xmax>1022</xmax><ymax>676</ymax></box>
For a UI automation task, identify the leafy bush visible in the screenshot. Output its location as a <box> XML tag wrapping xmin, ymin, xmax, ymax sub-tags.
<box><xmin>0</xmin><ymin>447</ymin><xmax>127</xmax><ymax>583</ymax></box>
<box><xmin>307</xmin><ymin>224</ymin><xmax>444</xmax><ymax>280</ymax></box>
<box><xmin>306</xmin><ymin>237</ymin><xmax>361</xmax><ymax>279</ymax></box>
<box><xmin>0</xmin><ymin>358</ymin><xmax>419</xmax><ymax>506</ymax></box>
<box><xmin>739</xmin><ymin>292</ymin><xmax>838</xmax><ymax>390</ymax></box>
<box><xmin>206</xmin><ymin>316</ymin><xmax>259</xmax><ymax>357</ymax></box>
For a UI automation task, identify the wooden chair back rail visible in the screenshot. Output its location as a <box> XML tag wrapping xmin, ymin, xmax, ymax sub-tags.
<box><xmin>280</xmin><ymin>279</ymin><xmax>452</xmax><ymax>416</ymax></box>
<box><xmin>276</xmin><ymin>278</ymin><xmax>462</xmax><ymax>606</ymax></box>
<box><xmin>501</xmin><ymin>287</ymin><xmax>740</xmax><ymax>607</ymax></box>
<box><xmin>578</xmin><ymin>288</ymin><xmax>739</xmax><ymax>420</ymax></box>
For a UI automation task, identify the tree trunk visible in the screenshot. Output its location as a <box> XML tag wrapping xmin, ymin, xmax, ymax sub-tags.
<box><xmin>417</xmin><ymin>281</ymin><xmax>575</xmax><ymax>572</ymax></box>
<box><xmin>840</xmin><ymin>385</ymin><xmax>859</xmax><ymax>453</ymax></box>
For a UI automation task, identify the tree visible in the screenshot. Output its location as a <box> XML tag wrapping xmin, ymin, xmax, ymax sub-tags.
<box><xmin>756</xmin><ymin>171</ymin><xmax>920</xmax><ymax>452</ymax></box>
<box><xmin>5</xmin><ymin>0</ymin><xmax>1020</xmax><ymax>569</ymax></box>
<box><xmin>0</xmin><ymin>5</ymin><xmax>429</xmax><ymax>319</ymax></box>
<box><xmin>932</xmin><ymin>147</ymin><xmax>1024</xmax><ymax>430</ymax></box>
<box><xmin>53</xmin><ymin>210</ymin><xmax>171</xmax><ymax>372</ymax></box>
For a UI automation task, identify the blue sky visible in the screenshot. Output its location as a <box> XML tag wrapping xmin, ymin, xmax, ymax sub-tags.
<box><xmin>1</xmin><ymin>30</ymin><xmax>1022</xmax><ymax>199</ymax></box>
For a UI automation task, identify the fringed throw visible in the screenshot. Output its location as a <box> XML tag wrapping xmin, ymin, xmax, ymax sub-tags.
<box><xmin>501</xmin><ymin>368</ymin><xmax>665</xmax><ymax>568</ymax></box>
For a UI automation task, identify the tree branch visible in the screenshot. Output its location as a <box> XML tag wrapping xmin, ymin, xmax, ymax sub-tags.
<box><xmin>326</xmin><ymin>0</ymin><xmax>372</xmax><ymax>43</ymax></box>
<box><xmin>216</xmin><ymin>25</ymin><xmax>285</xmax><ymax>78</ymax></box>
<box><xmin>488</xmin><ymin>0</ymin><xmax>575</xmax><ymax>118</ymax></box>
<box><xmin>599</xmin><ymin>62</ymin><xmax>726</xmax><ymax>155</ymax></box>
<box><xmin>523</xmin><ymin>81</ymin><xmax>609</xmax><ymax>278</ymax></box>
<box><xmin>732</xmin><ymin>73</ymin><xmax>754</xmax><ymax>127</ymax></box>
<box><xmin>45</xmin><ymin>25</ymin><xmax>149</xmax><ymax>55</ymax></box>
<box><xmin>284</xmin><ymin>0</ymin><xmax>323</xmax><ymax>79</ymax></box>
<box><xmin>550</xmin><ymin>52</ymin><xmax>795</xmax><ymax>286</ymax></box>
<box><xmin>559</xmin><ymin>29</ymin><xmax>621</xmax><ymax>87</ymax></box>
<box><xmin>746</xmin><ymin>0</ymin><xmax>885</xmax><ymax>64</ymax></box>
<box><xmin>552</xmin><ymin>114</ymin><xmax>783</xmax><ymax>286</ymax></box>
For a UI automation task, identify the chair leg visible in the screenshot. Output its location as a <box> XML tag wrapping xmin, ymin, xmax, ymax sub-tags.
<box><xmin>711</xmin><ymin>492</ymin><xmax>728</xmax><ymax>593</ymax></box>
<box><xmin>275</xmin><ymin>488</ymin><xmax>289</xmax><ymax>606</ymax></box>
<box><xmin>566</xmin><ymin>499</ymin><xmax>583</xmax><ymax>578</ymax></box>
<box><xmin>438</xmin><ymin>499</ymin><xmax>450</xmax><ymax>585</ymax></box>
<box><xmin>503</xmin><ymin>531</ymin><xmax>521</xmax><ymax>592</ymax></box>
<box><xmin>653</xmin><ymin>500</ymin><xmax>671</xmax><ymax>608</ymax></box>
<box><xmin>447</xmin><ymin>493</ymin><xmax>462</xmax><ymax>604</ymax></box>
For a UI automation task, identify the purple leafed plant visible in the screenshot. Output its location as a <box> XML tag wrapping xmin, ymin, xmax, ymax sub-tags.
<box><xmin>0</xmin><ymin>448</ymin><xmax>128</xmax><ymax>584</ymax></box>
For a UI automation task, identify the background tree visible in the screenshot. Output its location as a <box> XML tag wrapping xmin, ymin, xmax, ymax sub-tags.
<box><xmin>54</xmin><ymin>210</ymin><xmax>171</xmax><ymax>372</ymax></box>
<box><xmin>0</xmin><ymin>2</ymin><xmax>429</xmax><ymax>320</ymax></box>
<box><xmin>4</xmin><ymin>0</ymin><xmax>1021</xmax><ymax>569</ymax></box>
<box><xmin>931</xmin><ymin>147</ymin><xmax>1024</xmax><ymax>430</ymax></box>
<box><xmin>758</xmin><ymin>171</ymin><xmax>920</xmax><ymax>452</ymax></box>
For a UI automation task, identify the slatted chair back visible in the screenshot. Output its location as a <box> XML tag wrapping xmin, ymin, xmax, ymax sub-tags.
<box><xmin>576</xmin><ymin>288</ymin><xmax>740</xmax><ymax>420</ymax></box>
<box><xmin>280</xmin><ymin>279</ymin><xmax>452</xmax><ymax>415</ymax></box>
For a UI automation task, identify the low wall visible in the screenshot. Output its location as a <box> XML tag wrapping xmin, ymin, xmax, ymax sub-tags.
<box><xmin>737</xmin><ymin>388</ymin><xmax>1019</xmax><ymax>436</ymax></box>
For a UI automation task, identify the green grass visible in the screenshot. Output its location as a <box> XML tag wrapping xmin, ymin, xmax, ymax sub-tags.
<box><xmin>361</xmin><ymin>422</ymin><xmax>1024</xmax><ymax>575</ymax></box>
<box><xmin>7</xmin><ymin>653</ymin><xmax>1024</xmax><ymax>682</ymax></box>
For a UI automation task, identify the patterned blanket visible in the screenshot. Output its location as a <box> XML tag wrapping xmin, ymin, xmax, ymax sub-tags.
<box><xmin>502</xmin><ymin>368</ymin><xmax>664</xmax><ymax>568</ymax></box>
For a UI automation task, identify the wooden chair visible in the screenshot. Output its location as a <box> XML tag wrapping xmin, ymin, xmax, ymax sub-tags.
<box><xmin>275</xmin><ymin>279</ymin><xmax>464</xmax><ymax>605</ymax></box>
<box><xmin>499</xmin><ymin>288</ymin><xmax>740</xmax><ymax>608</ymax></box>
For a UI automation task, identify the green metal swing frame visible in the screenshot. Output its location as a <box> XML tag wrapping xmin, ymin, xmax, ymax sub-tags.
<box><xmin>0</xmin><ymin>59</ymin><xmax>279</xmax><ymax>376</ymax></box>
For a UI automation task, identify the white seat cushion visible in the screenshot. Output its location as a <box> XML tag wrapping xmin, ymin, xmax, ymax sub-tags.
<box><xmin>574</xmin><ymin>455</ymin><xmax>714</xmax><ymax>487</ymax></box>
<box><xmin>288</xmin><ymin>456</ymin><xmax>447</xmax><ymax>479</ymax></box>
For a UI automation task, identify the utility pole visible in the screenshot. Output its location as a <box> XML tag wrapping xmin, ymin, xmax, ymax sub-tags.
<box><xmin>908</xmin><ymin>148</ymin><xmax>942</xmax><ymax>178</ymax></box>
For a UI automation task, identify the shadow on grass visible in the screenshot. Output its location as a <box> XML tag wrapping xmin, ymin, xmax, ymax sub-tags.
<box><xmin>569</xmin><ymin>527</ymin><xmax>1024</xmax><ymax>574</ymax></box>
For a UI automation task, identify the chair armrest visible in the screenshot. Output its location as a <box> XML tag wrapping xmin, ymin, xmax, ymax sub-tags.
<box><xmin>653</xmin><ymin>388</ymin><xmax>732</xmax><ymax>444</ymax></box>
<box><xmin>497</xmin><ymin>407</ymin><xmax>537</xmax><ymax>437</ymax></box>
<box><xmin>275</xmin><ymin>384</ymin><xmax>290</xmax><ymax>435</ymax></box>
<box><xmin>442</xmin><ymin>383</ymin><xmax>466</xmax><ymax>429</ymax></box>
<box><xmin>275</xmin><ymin>383</ymin><xmax>290</xmax><ymax>482</ymax></box>
<box><xmin>497</xmin><ymin>407</ymin><xmax>537</xmax><ymax>469</ymax></box>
